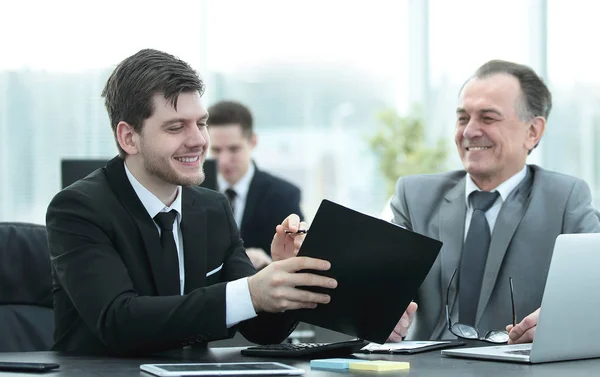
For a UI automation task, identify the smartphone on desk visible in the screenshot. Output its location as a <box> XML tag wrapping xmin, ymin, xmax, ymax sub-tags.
<box><xmin>0</xmin><ymin>361</ymin><xmax>60</xmax><ymax>373</ymax></box>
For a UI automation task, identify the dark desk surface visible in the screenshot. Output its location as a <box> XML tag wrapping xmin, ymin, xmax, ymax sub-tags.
<box><xmin>1</xmin><ymin>346</ymin><xmax>600</xmax><ymax>377</ymax></box>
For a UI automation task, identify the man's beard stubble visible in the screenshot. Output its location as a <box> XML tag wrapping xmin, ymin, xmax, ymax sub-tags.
<box><xmin>142</xmin><ymin>148</ymin><xmax>205</xmax><ymax>187</ymax></box>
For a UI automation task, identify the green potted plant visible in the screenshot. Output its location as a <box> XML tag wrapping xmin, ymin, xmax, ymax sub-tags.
<box><xmin>369</xmin><ymin>108</ymin><xmax>448</xmax><ymax>196</ymax></box>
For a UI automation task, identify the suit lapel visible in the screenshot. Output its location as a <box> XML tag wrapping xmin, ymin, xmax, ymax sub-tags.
<box><xmin>432</xmin><ymin>177</ymin><xmax>467</xmax><ymax>338</ymax></box>
<box><xmin>104</xmin><ymin>157</ymin><xmax>174</xmax><ymax>296</ymax></box>
<box><xmin>476</xmin><ymin>168</ymin><xmax>534</xmax><ymax>323</ymax></box>
<box><xmin>181</xmin><ymin>188</ymin><xmax>208</xmax><ymax>293</ymax></box>
<box><xmin>240</xmin><ymin>166</ymin><xmax>265</xmax><ymax>231</ymax></box>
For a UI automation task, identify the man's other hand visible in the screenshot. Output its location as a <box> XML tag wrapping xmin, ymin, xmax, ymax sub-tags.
<box><xmin>387</xmin><ymin>301</ymin><xmax>418</xmax><ymax>342</ymax></box>
<box><xmin>506</xmin><ymin>308</ymin><xmax>539</xmax><ymax>344</ymax></box>
<box><xmin>271</xmin><ymin>214</ymin><xmax>308</xmax><ymax>261</ymax></box>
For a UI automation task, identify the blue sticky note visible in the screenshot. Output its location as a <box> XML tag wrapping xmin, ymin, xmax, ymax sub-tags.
<box><xmin>310</xmin><ymin>358</ymin><xmax>368</xmax><ymax>370</ymax></box>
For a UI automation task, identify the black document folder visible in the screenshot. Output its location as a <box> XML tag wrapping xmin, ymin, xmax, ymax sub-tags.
<box><xmin>296</xmin><ymin>199</ymin><xmax>442</xmax><ymax>344</ymax></box>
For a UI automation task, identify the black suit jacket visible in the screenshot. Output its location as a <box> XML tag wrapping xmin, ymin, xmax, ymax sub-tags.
<box><xmin>240</xmin><ymin>167</ymin><xmax>303</xmax><ymax>255</ymax></box>
<box><xmin>46</xmin><ymin>157</ymin><xmax>296</xmax><ymax>356</ymax></box>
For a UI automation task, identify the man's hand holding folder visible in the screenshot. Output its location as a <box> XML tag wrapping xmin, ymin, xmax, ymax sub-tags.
<box><xmin>387</xmin><ymin>302</ymin><xmax>418</xmax><ymax>342</ymax></box>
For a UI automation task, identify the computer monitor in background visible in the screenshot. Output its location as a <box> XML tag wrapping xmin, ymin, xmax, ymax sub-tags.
<box><xmin>61</xmin><ymin>159</ymin><xmax>107</xmax><ymax>189</ymax></box>
<box><xmin>200</xmin><ymin>159</ymin><xmax>217</xmax><ymax>191</ymax></box>
<box><xmin>60</xmin><ymin>158</ymin><xmax>218</xmax><ymax>191</ymax></box>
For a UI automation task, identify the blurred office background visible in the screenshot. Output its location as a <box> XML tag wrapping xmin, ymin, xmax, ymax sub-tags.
<box><xmin>1</xmin><ymin>0</ymin><xmax>598</xmax><ymax>224</ymax></box>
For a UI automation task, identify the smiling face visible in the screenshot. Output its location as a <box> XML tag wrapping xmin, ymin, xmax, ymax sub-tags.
<box><xmin>455</xmin><ymin>73</ymin><xmax>544</xmax><ymax>190</ymax></box>
<box><xmin>118</xmin><ymin>91</ymin><xmax>210</xmax><ymax>196</ymax></box>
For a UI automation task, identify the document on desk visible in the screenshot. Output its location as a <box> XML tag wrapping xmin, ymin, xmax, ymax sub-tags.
<box><xmin>359</xmin><ymin>341</ymin><xmax>464</xmax><ymax>354</ymax></box>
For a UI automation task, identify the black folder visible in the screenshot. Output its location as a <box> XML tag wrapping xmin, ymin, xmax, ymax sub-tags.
<box><xmin>297</xmin><ymin>199</ymin><xmax>442</xmax><ymax>344</ymax></box>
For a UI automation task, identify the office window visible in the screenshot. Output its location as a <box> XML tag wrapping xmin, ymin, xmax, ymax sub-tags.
<box><xmin>9</xmin><ymin>1</ymin><xmax>591</xmax><ymax>223</ymax></box>
<box><xmin>546</xmin><ymin>0</ymin><xmax>600</xmax><ymax>206</ymax></box>
<box><xmin>204</xmin><ymin>0</ymin><xmax>410</xmax><ymax>219</ymax></box>
<box><xmin>0</xmin><ymin>0</ymin><xmax>205</xmax><ymax>222</ymax></box>
<box><xmin>427</xmin><ymin>0</ymin><xmax>535</xmax><ymax>169</ymax></box>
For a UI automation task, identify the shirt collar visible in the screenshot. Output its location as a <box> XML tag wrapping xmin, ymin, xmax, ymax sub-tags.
<box><xmin>465</xmin><ymin>165</ymin><xmax>527</xmax><ymax>207</ymax></box>
<box><xmin>124</xmin><ymin>162</ymin><xmax>183</xmax><ymax>221</ymax></box>
<box><xmin>218</xmin><ymin>162</ymin><xmax>255</xmax><ymax>201</ymax></box>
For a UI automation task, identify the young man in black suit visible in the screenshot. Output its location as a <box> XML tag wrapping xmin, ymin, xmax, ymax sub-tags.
<box><xmin>46</xmin><ymin>49</ymin><xmax>337</xmax><ymax>356</ymax></box>
<box><xmin>207</xmin><ymin>101</ymin><xmax>303</xmax><ymax>270</ymax></box>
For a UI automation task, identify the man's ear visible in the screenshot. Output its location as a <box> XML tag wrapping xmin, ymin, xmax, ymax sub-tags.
<box><xmin>250</xmin><ymin>132</ymin><xmax>257</xmax><ymax>149</ymax></box>
<box><xmin>526</xmin><ymin>116</ymin><xmax>546</xmax><ymax>151</ymax></box>
<box><xmin>116</xmin><ymin>121</ymin><xmax>140</xmax><ymax>155</ymax></box>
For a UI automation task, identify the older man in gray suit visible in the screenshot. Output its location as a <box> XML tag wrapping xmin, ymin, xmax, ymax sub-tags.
<box><xmin>387</xmin><ymin>60</ymin><xmax>600</xmax><ymax>344</ymax></box>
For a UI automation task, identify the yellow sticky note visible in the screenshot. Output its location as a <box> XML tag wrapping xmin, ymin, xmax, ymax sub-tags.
<box><xmin>349</xmin><ymin>361</ymin><xmax>410</xmax><ymax>372</ymax></box>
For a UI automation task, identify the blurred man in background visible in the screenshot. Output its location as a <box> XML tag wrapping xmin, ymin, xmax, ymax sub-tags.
<box><xmin>208</xmin><ymin>101</ymin><xmax>304</xmax><ymax>270</ymax></box>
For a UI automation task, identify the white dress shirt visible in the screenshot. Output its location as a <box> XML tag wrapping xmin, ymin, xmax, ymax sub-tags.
<box><xmin>124</xmin><ymin>163</ymin><xmax>257</xmax><ymax>327</ymax></box>
<box><xmin>464</xmin><ymin>165</ymin><xmax>527</xmax><ymax>239</ymax></box>
<box><xmin>217</xmin><ymin>163</ymin><xmax>255</xmax><ymax>227</ymax></box>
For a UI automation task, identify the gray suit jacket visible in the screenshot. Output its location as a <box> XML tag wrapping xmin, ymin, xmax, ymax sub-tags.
<box><xmin>391</xmin><ymin>165</ymin><xmax>600</xmax><ymax>340</ymax></box>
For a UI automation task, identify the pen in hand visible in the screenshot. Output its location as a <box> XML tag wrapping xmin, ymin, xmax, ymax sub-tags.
<box><xmin>284</xmin><ymin>229</ymin><xmax>307</xmax><ymax>234</ymax></box>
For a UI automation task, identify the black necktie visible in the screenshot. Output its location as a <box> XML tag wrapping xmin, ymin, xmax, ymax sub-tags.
<box><xmin>154</xmin><ymin>210</ymin><xmax>180</xmax><ymax>295</ymax></box>
<box><xmin>459</xmin><ymin>190</ymin><xmax>500</xmax><ymax>325</ymax></box>
<box><xmin>225</xmin><ymin>188</ymin><xmax>237</xmax><ymax>214</ymax></box>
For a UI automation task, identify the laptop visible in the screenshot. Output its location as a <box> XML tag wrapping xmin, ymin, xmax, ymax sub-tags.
<box><xmin>61</xmin><ymin>158</ymin><xmax>217</xmax><ymax>191</ymax></box>
<box><xmin>442</xmin><ymin>233</ymin><xmax>600</xmax><ymax>363</ymax></box>
<box><xmin>295</xmin><ymin>199</ymin><xmax>443</xmax><ymax>344</ymax></box>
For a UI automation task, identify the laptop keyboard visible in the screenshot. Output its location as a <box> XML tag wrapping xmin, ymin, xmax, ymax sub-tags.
<box><xmin>241</xmin><ymin>339</ymin><xmax>369</xmax><ymax>358</ymax></box>
<box><xmin>506</xmin><ymin>349</ymin><xmax>531</xmax><ymax>356</ymax></box>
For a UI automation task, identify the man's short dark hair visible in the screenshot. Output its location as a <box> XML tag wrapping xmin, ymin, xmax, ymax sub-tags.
<box><xmin>102</xmin><ymin>49</ymin><xmax>205</xmax><ymax>157</ymax></box>
<box><xmin>207</xmin><ymin>100</ymin><xmax>254</xmax><ymax>138</ymax></box>
<box><xmin>471</xmin><ymin>59</ymin><xmax>553</xmax><ymax>122</ymax></box>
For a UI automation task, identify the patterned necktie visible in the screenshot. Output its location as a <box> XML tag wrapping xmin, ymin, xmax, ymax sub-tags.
<box><xmin>459</xmin><ymin>190</ymin><xmax>500</xmax><ymax>325</ymax></box>
<box><xmin>153</xmin><ymin>210</ymin><xmax>180</xmax><ymax>295</ymax></box>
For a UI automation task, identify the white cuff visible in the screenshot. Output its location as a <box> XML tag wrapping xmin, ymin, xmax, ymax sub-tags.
<box><xmin>225</xmin><ymin>277</ymin><xmax>258</xmax><ymax>328</ymax></box>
